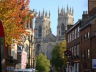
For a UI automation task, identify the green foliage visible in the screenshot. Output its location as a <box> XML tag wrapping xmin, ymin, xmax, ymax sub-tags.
<box><xmin>51</xmin><ymin>40</ymin><xmax>67</xmax><ymax>72</ymax></box>
<box><xmin>36</xmin><ymin>53</ymin><xmax>51</xmax><ymax>72</ymax></box>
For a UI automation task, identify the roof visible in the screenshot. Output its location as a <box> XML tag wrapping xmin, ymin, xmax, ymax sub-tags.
<box><xmin>80</xmin><ymin>14</ymin><xmax>96</xmax><ymax>31</ymax></box>
<box><xmin>42</xmin><ymin>33</ymin><xmax>56</xmax><ymax>43</ymax></box>
<box><xmin>66</xmin><ymin>20</ymin><xmax>81</xmax><ymax>33</ymax></box>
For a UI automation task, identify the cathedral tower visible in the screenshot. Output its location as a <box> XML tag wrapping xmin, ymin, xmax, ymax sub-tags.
<box><xmin>34</xmin><ymin>10</ymin><xmax>51</xmax><ymax>55</ymax></box>
<box><xmin>57</xmin><ymin>6</ymin><xmax>74</xmax><ymax>40</ymax></box>
<box><xmin>35</xmin><ymin>10</ymin><xmax>51</xmax><ymax>39</ymax></box>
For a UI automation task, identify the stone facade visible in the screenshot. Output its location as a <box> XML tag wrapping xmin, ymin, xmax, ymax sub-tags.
<box><xmin>57</xmin><ymin>7</ymin><xmax>74</xmax><ymax>40</ymax></box>
<box><xmin>34</xmin><ymin>7</ymin><xmax>74</xmax><ymax>59</ymax></box>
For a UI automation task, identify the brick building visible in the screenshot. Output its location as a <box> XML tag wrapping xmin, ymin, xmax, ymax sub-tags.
<box><xmin>80</xmin><ymin>14</ymin><xmax>96</xmax><ymax>72</ymax></box>
<box><xmin>66</xmin><ymin>0</ymin><xmax>96</xmax><ymax>72</ymax></box>
<box><xmin>66</xmin><ymin>12</ymin><xmax>96</xmax><ymax>72</ymax></box>
<box><xmin>79</xmin><ymin>0</ymin><xmax>96</xmax><ymax>72</ymax></box>
<box><xmin>66</xmin><ymin>20</ymin><xmax>81</xmax><ymax>72</ymax></box>
<box><xmin>88</xmin><ymin>0</ymin><xmax>96</xmax><ymax>14</ymax></box>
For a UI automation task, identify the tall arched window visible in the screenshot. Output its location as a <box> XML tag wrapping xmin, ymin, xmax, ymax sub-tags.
<box><xmin>36</xmin><ymin>44</ymin><xmax>41</xmax><ymax>55</ymax></box>
<box><xmin>38</xmin><ymin>26</ymin><xmax>42</xmax><ymax>38</ymax></box>
<box><xmin>61</xmin><ymin>23</ymin><xmax>65</xmax><ymax>35</ymax></box>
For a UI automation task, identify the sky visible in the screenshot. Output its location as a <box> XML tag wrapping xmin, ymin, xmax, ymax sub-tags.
<box><xmin>29</xmin><ymin>0</ymin><xmax>88</xmax><ymax>35</ymax></box>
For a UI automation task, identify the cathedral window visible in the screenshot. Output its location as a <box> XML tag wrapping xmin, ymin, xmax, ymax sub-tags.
<box><xmin>36</xmin><ymin>44</ymin><xmax>41</xmax><ymax>55</ymax></box>
<box><xmin>38</xmin><ymin>26</ymin><xmax>42</xmax><ymax>38</ymax></box>
<box><xmin>61</xmin><ymin>23</ymin><xmax>65</xmax><ymax>35</ymax></box>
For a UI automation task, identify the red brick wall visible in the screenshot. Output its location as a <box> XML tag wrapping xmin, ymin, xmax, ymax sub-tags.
<box><xmin>88</xmin><ymin>0</ymin><xmax>96</xmax><ymax>12</ymax></box>
<box><xmin>91</xmin><ymin>20</ymin><xmax>96</xmax><ymax>59</ymax></box>
<box><xmin>80</xmin><ymin>18</ymin><xmax>96</xmax><ymax>72</ymax></box>
<box><xmin>80</xmin><ymin>25</ymin><xmax>91</xmax><ymax>72</ymax></box>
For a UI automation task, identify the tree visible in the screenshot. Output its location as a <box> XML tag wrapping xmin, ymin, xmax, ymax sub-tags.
<box><xmin>51</xmin><ymin>40</ymin><xmax>67</xmax><ymax>72</ymax></box>
<box><xmin>36</xmin><ymin>53</ymin><xmax>51</xmax><ymax>72</ymax></box>
<box><xmin>0</xmin><ymin>0</ymin><xmax>29</xmax><ymax>45</ymax></box>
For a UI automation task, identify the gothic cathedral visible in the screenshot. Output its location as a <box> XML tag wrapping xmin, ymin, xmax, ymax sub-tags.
<box><xmin>34</xmin><ymin>7</ymin><xmax>74</xmax><ymax>59</ymax></box>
